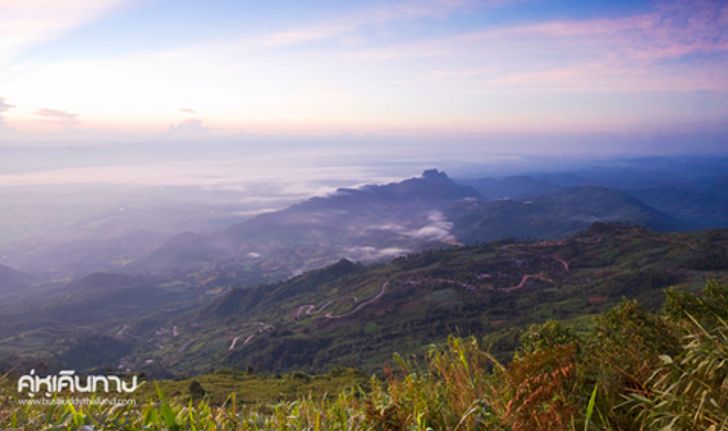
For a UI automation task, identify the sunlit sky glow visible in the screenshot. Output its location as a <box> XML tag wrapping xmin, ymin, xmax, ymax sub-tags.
<box><xmin>0</xmin><ymin>0</ymin><xmax>727</xmax><ymax>150</ymax></box>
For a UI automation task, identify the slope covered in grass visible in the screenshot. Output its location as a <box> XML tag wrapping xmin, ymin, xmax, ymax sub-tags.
<box><xmin>1</xmin><ymin>281</ymin><xmax>725</xmax><ymax>430</ymax></box>
<box><xmin>125</xmin><ymin>224</ymin><xmax>728</xmax><ymax>376</ymax></box>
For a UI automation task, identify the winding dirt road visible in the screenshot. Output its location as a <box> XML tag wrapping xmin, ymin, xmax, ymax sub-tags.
<box><xmin>228</xmin><ymin>336</ymin><xmax>241</xmax><ymax>351</ymax></box>
<box><xmin>294</xmin><ymin>300</ymin><xmax>334</xmax><ymax>319</ymax></box>
<box><xmin>500</xmin><ymin>272</ymin><xmax>550</xmax><ymax>293</ymax></box>
<box><xmin>325</xmin><ymin>281</ymin><xmax>389</xmax><ymax>319</ymax></box>
<box><xmin>228</xmin><ymin>322</ymin><xmax>273</xmax><ymax>351</ymax></box>
<box><xmin>552</xmin><ymin>254</ymin><xmax>569</xmax><ymax>272</ymax></box>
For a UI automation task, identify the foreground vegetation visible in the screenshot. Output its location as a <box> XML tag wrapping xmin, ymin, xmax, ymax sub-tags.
<box><xmin>1</xmin><ymin>281</ymin><xmax>726</xmax><ymax>430</ymax></box>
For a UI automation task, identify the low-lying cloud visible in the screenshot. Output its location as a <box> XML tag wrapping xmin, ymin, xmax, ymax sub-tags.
<box><xmin>367</xmin><ymin>211</ymin><xmax>457</xmax><ymax>244</ymax></box>
<box><xmin>34</xmin><ymin>108</ymin><xmax>78</xmax><ymax>127</ymax></box>
<box><xmin>345</xmin><ymin>246</ymin><xmax>410</xmax><ymax>262</ymax></box>
<box><xmin>407</xmin><ymin>212</ymin><xmax>456</xmax><ymax>242</ymax></box>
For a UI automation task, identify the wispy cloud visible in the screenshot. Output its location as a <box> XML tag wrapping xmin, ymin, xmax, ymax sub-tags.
<box><xmin>0</xmin><ymin>96</ymin><xmax>14</xmax><ymax>127</ymax></box>
<box><xmin>405</xmin><ymin>211</ymin><xmax>457</xmax><ymax>243</ymax></box>
<box><xmin>422</xmin><ymin>1</ymin><xmax>728</xmax><ymax>92</ymax></box>
<box><xmin>345</xmin><ymin>246</ymin><xmax>410</xmax><ymax>262</ymax></box>
<box><xmin>0</xmin><ymin>1</ymin><xmax>124</xmax><ymax>63</ymax></box>
<box><xmin>34</xmin><ymin>107</ymin><xmax>78</xmax><ymax>127</ymax></box>
<box><xmin>0</xmin><ymin>97</ymin><xmax>13</xmax><ymax>112</ymax></box>
<box><xmin>367</xmin><ymin>211</ymin><xmax>457</xmax><ymax>243</ymax></box>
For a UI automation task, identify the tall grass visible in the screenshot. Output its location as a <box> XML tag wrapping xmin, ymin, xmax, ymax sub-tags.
<box><xmin>623</xmin><ymin>281</ymin><xmax>728</xmax><ymax>430</ymax></box>
<box><xmin>1</xmin><ymin>281</ymin><xmax>725</xmax><ymax>430</ymax></box>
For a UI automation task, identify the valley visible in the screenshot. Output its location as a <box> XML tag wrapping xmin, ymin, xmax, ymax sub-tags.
<box><xmin>128</xmin><ymin>223</ymin><xmax>726</xmax><ymax>376</ymax></box>
<box><xmin>1</xmin><ymin>164</ymin><xmax>727</xmax><ymax>377</ymax></box>
<box><xmin>1</xmin><ymin>162</ymin><xmax>727</xmax><ymax>429</ymax></box>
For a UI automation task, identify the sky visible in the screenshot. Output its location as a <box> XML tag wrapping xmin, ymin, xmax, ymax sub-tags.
<box><xmin>0</xmin><ymin>0</ymin><xmax>727</xmax><ymax>153</ymax></box>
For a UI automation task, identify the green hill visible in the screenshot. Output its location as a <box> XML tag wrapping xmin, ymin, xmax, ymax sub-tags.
<box><xmin>121</xmin><ymin>223</ymin><xmax>728</xmax><ymax>376</ymax></box>
<box><xmin>3</xmin><ymin>279</ymin><xmax>726</xmax><ymax>430</ymax></box>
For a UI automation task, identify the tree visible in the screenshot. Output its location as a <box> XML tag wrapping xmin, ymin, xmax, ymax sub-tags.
<box><xmin>188</xmin><ymin>380</ymin><xmax>206</xmax><ymax>401</ymax></box>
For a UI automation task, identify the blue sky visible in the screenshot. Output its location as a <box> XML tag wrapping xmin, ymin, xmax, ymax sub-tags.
<box><xmin>0</xmin><ymin>0</ymin><xmax>726</xmax><ymax>154</ymax></box>
<box><xmin>20</xmin><ymin>0</ymin><xmax>653</xmax><ymax>60</ymax></box>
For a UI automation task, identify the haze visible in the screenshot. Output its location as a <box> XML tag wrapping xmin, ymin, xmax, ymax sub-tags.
<box><xmin>1</xmin><ymin>0</ymin><xmax>727</xmax><ymax>275</ymax></box>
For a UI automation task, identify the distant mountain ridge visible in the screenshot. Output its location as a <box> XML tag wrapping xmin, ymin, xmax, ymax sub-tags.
<box><xmin>134</xmin><ymin>170</ymin><xmax>685</xmax><ymax>283</ymax></box>
<box><xmin>135</xmin><ymin>170</ymin><xmax>479</xmax><ymax>280</ymax></box>
<box><xmin>0</xmin><ymin>264</ymin><xmax>34</xmax><ymax>295</ymax></box>
<box><xmin>447</xmin><ymin>186</ymin><xmax>684</xmax><ymax>244</ymax></box>
<box><xmin>298</xmin><ymin>168</ymin><xmax>480</xmax><ymax>206</ymax></box>
<box><xmin>456</xmin><ymin>175</ymin><xmax>562</xmax><ymax>200</ymax></box>
<box><xmin>456</xmin><ymin>157</ymin><xmax>728</xmax><ymax>231</ymax></box>
<box><xmin>627</xmin><ymin>185</ymin><xmax>728</xmax><ymax>229</ymax></box>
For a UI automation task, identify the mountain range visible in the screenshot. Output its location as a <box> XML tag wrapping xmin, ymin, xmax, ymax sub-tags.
<box><xmin>1</xmin><ymin>166</ymin><xmax>727</xmax><ymax>376</ymax></box>
<box><xmin>0</xmin><ymin>265</ymin><xmax>34</xmax><ymax>297</ymax></box>
<box><xmin>447</xmin><ymin>186</ymin><xmax>683</xmax><ymax>243</ymax></box>
<box><xmin>130</xmin><ymin>169</ymin><xmax>686</xmax><ymax>282</ymax></box>
<box><xmin>134</xmin><ymin>170</ymin><xmax>475</xmax><ymax>277</ymax></box>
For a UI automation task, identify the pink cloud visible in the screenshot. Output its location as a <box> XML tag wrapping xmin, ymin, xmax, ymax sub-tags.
<box><xmin>366</xmin><ymin>1</ymin><xmax>728</xmax><ymax>93</ymax></box>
